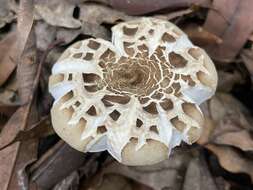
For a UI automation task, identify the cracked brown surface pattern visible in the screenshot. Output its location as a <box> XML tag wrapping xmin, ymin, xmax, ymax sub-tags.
<box><xmin>49</xmin><ymin>17</ymin><xmax>217</xmax><ymax>165</ymax></box>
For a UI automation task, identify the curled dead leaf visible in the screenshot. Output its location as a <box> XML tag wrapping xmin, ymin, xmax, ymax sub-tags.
<box><xmin>199</xmin><ymin>93</ymin><xmax>253</xmax><ymax>152</ymax></box>
<box><xmin>206</xmin><ymin>144</ymin><xmax>253</xmax><ymax>182</ymax></box>
<box><xmin>213</xmin><ymin>130</ymin><xmax>253</xmax><ymax>152</ymax></box>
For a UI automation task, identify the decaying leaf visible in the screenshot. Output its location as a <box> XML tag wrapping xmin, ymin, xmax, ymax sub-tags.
<box><xmin>0</xmin><ymin>1</ymin><xmax>42</xmax><ymax>189</ymax></box>
<box><xmin>183</xmin><ymin>156</ymin><xmax>218</xmax><ymax>190</ymax></box>
<box><xmin>213</xmin><ymin>130</ymin><xmax>253</xmax><ymax>152</ymax></box>
<box><xmin>35</xmin><ymin>21</ymin><xmax>56</xmax><ymax>51</ymax></box>
<box><xmin>154</xmin><ymin>8</ymin><xmax>194</xmax><ymax>21</ymax></box>
<box><xmin>83</xmin><ymin>174</ymin><xmax>153</xmax><ymax>190</ymax></box>
<box><xmin>217</xmin><ymin>70</ymin><xmax>243</xmax><ymax>92</ymax></box>
<box><xmin>0</xmin><ymin>116</ymin><xmax>53</xmax><ymax>150</ymax></box>
<box><xmin>1</xmin><ymin>0</ymin><xmax>253</xmax><ymax>189</ymax></box>
<box><xmin>6</xmin><ymin>139</ymin><xmax>38</xmax><ymax>190</ymax></box>
<box><xmin>53</xmin><ymin>171</ymin><xmax>79</xmax><ymax>190</ymax></box>
<box><xmin>184</xmin><ymin>24</ymin><xmax>222</xmax><ymax>47</ymax></box>
<box><xmin>0</xmin><ymin>75</ymin><xmax>19</xmax><ymax>106</ymax></box>
<box><xmin>56</xmin><ymin>22</ymin><xmax>110</xmax><ymax>45</ymax></box>
<box><xmin>30</xmin><ymin>141</ymin><xmax>88</xmax><ymax>189</ymax></box>
<box><xmin>0</xmin><ymin>107</ymin><xmax>25</xmax><ymax>150</ymax></box>
<box><xmin>241</xmin><ymin>48</ymin><xmax>253</xmax><ymax>79</ymax></box>
<box><xmin>198</xmin><ymin>93</ymin><xmax>253</xmax><ymax>151</ymax></box>
<box><xmin>0</xmin><ymin>143</ymin><xmax>19</xmax><ymax>190</ymax></box>
<box><xmin>108</xmin><ymin>0</ymin><xmax>211</xmax><ymax>15</ymax></box>
<box><xmin>17</xmin><ymin>0</ymin><xmax>34</xmax><ymax>59</ymax></box>
<box><xmin>17</xmin><ymin>28</ymin><xmax>38</xmax><ymax>104</ymax></box>
<box><xmin>0</xmin><ymin>32</ymin><xmax>17</xmax><ymax>86</ymax></box>
<box><xmin>204</xmin><ymin>0</ymin><xmax>253</xmax><ymax>62</ymax></box>
<box><xmin>35</xmin><ymin>0</ymin><xmax>81</xmax><ymax>28</ymax></box>
<box><xmin>101</xmin><ymin>149</ymin><xmax>193</xmax><ymax>190</ymax></box>
<box><xmin>0</xmin><ymin>104</ymin><xmax>39</xmax><ymax>190</ymax></box>
<box><xmin>17</xmin><ymin>0</ymin><xmax>38</xmax><ymax>104</ymax></box>
<box><xmin>207</xmin><ymin>144</ymin><xmax>253</xmax><ymax>182</ymax></box>
<box><xmin>198</xmin><ymin>93</ymin><xmax>253</xmax><ymax>183</ymax></box>
<box><xmin>79</xmin><ymin>3</ymin><xmax>134</xmax><ymax>24</ymax></box>
<box><xmin>0</xmin><ymin>0</ymin><xmax>16</xmax><ymax>28</ymax></box>
<box><xmin>85</xmin><ymin>148</ymin><xmax>222</xmax><ymax>190</ymax></box>
<box><xmin>249</xmin><ymin>33</ymin><xmax>253</xmax><ymax>42</ymax></box>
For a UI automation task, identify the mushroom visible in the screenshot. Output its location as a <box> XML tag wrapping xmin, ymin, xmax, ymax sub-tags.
<box><xmin>49</xmin><ymin>17</ymin><xmax>217</xmax><ymax>165</ymax></box>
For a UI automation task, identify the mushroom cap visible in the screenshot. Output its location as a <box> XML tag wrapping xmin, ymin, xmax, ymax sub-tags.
<box><xmin>49</xmin><ymin>17</ymin><xmax>217</xmax><ymax>165</ymax></box>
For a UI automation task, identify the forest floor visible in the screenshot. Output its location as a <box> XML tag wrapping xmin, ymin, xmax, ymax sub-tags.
<box><xmin>1</xmin><ymin>0</ymin><xmax>253</xmax><ymax>190</ymax></box>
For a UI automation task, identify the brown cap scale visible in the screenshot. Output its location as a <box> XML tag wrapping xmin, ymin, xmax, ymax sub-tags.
<box><xmin>49</xmin><ymin>17</ymin><xmax>218</xmax><ymax>165</ymax></box>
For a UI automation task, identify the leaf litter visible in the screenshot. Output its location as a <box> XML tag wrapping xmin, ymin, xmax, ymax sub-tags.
<box><xmin>1</xmin><ymin>0</ymin><xmax>253</xmax><ymax>190</ymax></box>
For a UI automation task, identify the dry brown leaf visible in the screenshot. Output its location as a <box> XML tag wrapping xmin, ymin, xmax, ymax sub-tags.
<box><xmin>217</xmin><ymin>70</ymin><xmax>243</xmax><ymax>92</ymax></box>
<box><xmin>198</xmin><ymin>93</ymin><xmax>253</xmax><ymax>152</ymax></box>
<box><xmin>209</xmin><ymin>93</ymin><xmax>251</xmax><ymax>128</ymax></box>
<box><xmin>30</xmin><ymin>141</ymin><xmax>88</xmax><ymax>189</ymax></box>
<box><xmin>249</xmin><ymin>33</ymin><xmax>253</xmax><ymax>42</ymax></box>
<box><xmin>15</xmin><ymin>116</ymin><xmax>54</xmax><ymax>141</ymax></box>
<box><xmin>108</xmin><ymin>0</ymin><xmax>211</xmax><ymax>15</ymax></box>
<box><xmin>0</xmin><ymin>0</ymin><xmax>16</xmax><ymax>28</ymax></box>
<box><xmin>241</xmin><ymin>49</ymin><xmax>253</xmax><ymax>78</ymax></box>
<box><xmin>183</xmin><ymin>157</ymin><xmax>219</xmax><ymax>190</ymax></box>
<box><xmin>0</xmin><ymin>143</ymin><xmax>19</xmax><ymax>190</ymax></box>
<box><xmin>197</xmin><ymin>117</ymin><xmax>215</xmax><ymax>145</ymax></box>
<box><xmin>17</xmin><ymin>0</ymin><xmax>34</xmax><ymax>59</ymax></box>
<box><xmin>0</xmin><ymin>107</ymin><xmax>25</xmax><ymax>150</ymax></box>
<box><xmin>184</xmin><ymin>24</ymin><xmax>222</xmax><ymax>47</ymax></box>
<box><xmin>56</xmin><ymin>22</ymin><xmax>110</xmax><ymax>45</ymax></box>
<box><xmin>101</xmin><ymin>149</ymin><xmax>193</xmax><ymax>190</ymax></box>
<box><xmin>214</xmin><ymin>130</ymin><xmax>253</xmax><ymax>152</ymax></box>
<box><xmin>84</xmin><ymin>174</ymin><xmax>153</xmax><ymax>190</ymax></box>
<box><xmin>79</xmin><ymin>4</ymin><xmax>134</xmax><ymax>24</ymax></box>
<box><xmin>206</xmin><ymin>144</ymin><xmax>253</xmax><ymax>181</ymax></box>
<box><xmin>94</xmin><ymin>174</ymin><xmax>133</xmax><ymax>190</ymax></box>
<box><xmin>0</xmin><ymin>32</ymin><xmax>18</xmax><ymax>86</ymax></box>
<box><xmin>35</xmin><ymin>0</ymin><xmax>81</xmax><ymax>28</ymax></box>
<box><xmin>53</xmin><ymin>171</ymin><xmax>80</xmax><ymax>190</ymax></box>
<box><xmin>154</xmin><ymin>8</ymin><xmax>193</xmax><ymax>21</ymax></box>
<box><xmin>204</xmin><ymin>0</ymin><xmax>253</xmax><ymax>62</ymax></box>
<box><xmin>0</xmin><ymin>73</ymin><xmax>19</xmax><ymax>106</ymax></box>
<box><xmin>0</xmin><ymin>103</ymin><xmax>39</xmax><ymax>190</ymax></box>
<box><xmin>0</xmin><ymin>116</ymin><xmax>53</xmax><ymax>150</ymax></box>
<box><xmin>88</xmin><ymin>149</ymin><xmax>220</xmax><ymax>190</ymax></box>
<box><xmin>17</xmin><ymin>0</ymin><xmax>38</xmax><ymax>104</ymax></box>
<box><xmin>0</xmin><ymin>105</ymin><xmax>17</xmax><ymax>128</ymax></box>
<box><xmin>35</xmin><ymin>21</ymin><xmax>56</xmax><ymax>51</ymax></box>
<box><xmin>17</xmin><ymin>28</ymin><xmax>38</xmax><ymax>103</ymax></box>
<box><xmin>6</xmin><ymin>139</ymin><xmax>38</xmax><ymax>190</ymax></box>
<box><xmin>0</xmin><ymin>1</ymin><xmax>42</xmax><ymax>189</ymax></box>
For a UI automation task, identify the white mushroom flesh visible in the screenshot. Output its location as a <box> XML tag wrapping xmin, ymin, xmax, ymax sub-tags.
<box><xmin>49</xmin><ymin>17</ymin><xmax>217</xmax><ymax>162</ymax></box>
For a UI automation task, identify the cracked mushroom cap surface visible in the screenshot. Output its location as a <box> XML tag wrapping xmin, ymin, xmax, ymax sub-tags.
<box><xmin>49</xmin><ymin>17</ymin><xmax>217</xmax><ymax>166</ymax></box>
